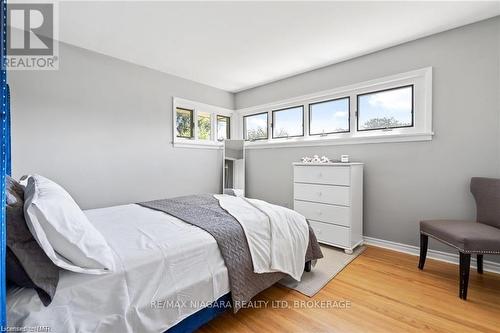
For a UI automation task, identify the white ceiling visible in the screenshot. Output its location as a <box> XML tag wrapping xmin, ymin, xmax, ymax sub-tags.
<box><xmin>57</xmin><ymin>1</ymin><xmax>500</xmax><ymax>92</ymax></box>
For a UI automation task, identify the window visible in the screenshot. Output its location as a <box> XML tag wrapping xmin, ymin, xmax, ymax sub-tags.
<box><xmin>239</xmin><ymin>68</ymin><xmax>432</xmax><ymax>147</ymax></box>
<box><xmin>272</xmin><ymin>106</ymin><xmax>304</xmax><ymax>138</ymax></box>
<box><xmin>217</xmin><ymin>115</ymin><xmax>231</xmax><ymax>140</ymax></box>
<box><xmin>173</xmin><ymin>97</ymin><xmax>233</xmax><ymax>148</ymax></box>
<box><xmin>244</xmin><ymin>112</ymin><xmax>268</xmax><ymax>141</ymax></box>
<box><xmin>309</xmin><ymin>97</ymin><xmax>350</xmax><ymax>135</ymax></box>
<box><xmin>357</xmin><ymin>85</ymin><xmax>413</xmax><ymax>131</ymax></box>
<box><xmin>176</xmin><ymin>107</ymin><xmax>193</xmax><ymax>138</ymax></box>
<box><xmin>197</xmin><ymin>112</ymin><xmax>211</xmax><ymax>140</ymax></box>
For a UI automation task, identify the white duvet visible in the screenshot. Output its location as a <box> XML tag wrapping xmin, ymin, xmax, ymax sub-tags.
<box><xmin>8</xmin><ymin>197</ymin><xmax>309</xmax><ymax>332</ymax></box>
<box><xmin>214</xmin><ymin>195</ymin><xmax>309</xmax><ymax>281</ymax></box>
<box><xmin>7</xmin><ymin>204</ymin><xmax>229</xmax><ymax>333</ymax></box>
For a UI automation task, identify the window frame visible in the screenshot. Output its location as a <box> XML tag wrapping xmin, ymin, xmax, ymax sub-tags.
<box><xmin>217</xmin><ymin>115</ymin><xmax>231</xmax><ymax>141</ymax></box>
<box><xmin>271</xmin><ymin>105</ymin><xmax>305</xmax><ymax>139</ymax></box>
<box><xmin>175</xmin><ymin>107</ymin><xmax>194</xmax><ymax>139</ymax></box>
<box><xmin>356</xmin><ymin>84</ymin><xmax>414</xmax><ymax>132</ymax></box>
<box><xmin>172</xmin><ymin>97</ymin><xmax>233</xmax><ymax>149</ymax></box>
<box><xmin>237</xmin><ymin>67</ymin><xmax>433</xmax><ymax>149</ymax></box>
<box><xmin>308</xmin><ymin>97</ymin><xmax>350</xmax><ymax>136</ymax></box>
<box><xmin>243</xmin><ymin>111</ymin><xmax>269</xmax><ymax>141</ymax></box>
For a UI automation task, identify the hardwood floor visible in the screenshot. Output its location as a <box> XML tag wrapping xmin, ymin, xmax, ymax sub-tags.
<box><xmin>198</xmin><ymin>246</ymin><xmax>500</xmax><ymax>333</ymax></box>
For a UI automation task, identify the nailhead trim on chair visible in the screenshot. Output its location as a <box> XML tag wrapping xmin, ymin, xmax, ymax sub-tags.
<box><xmin>420</xmin><ymin>232</ymin><xmax>500</xmax><ymax>254</ymax></box>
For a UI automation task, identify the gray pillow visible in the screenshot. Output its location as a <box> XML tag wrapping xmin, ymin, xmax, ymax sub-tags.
<box><xmin>6</xmin><ymin>176</ymin><xmax>59</xmax><ymax>306</ymax></box>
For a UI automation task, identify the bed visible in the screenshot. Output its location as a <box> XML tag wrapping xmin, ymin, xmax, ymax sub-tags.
<box><xmin>8</xmin><ymin>204</ymin><xmax>231</xmax><ymax>332</ymax></box>
<box><xmin>7</xmin><ymin>191</ymin><xmax>322</xmax><ymax>333</ymax></box>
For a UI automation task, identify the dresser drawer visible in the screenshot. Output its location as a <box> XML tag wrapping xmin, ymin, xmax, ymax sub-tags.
<box><xmin>294</xmin><ymin>200</ymin><xmax>350</xmax><ymax>227</ymax></box>
<box><xmin>294</xmin><ymin>166</ymin><xmax>350</xmax><ymax>186</ymax></box>
<box><xmin>309</xmin><ymin>220</ymin><xmax>350</xmax><ymax>247</ymax></box>
<box><xmin>294</xmin><ymin>183</ymin><xmax>350</xmax><ymax>206</ymax></box>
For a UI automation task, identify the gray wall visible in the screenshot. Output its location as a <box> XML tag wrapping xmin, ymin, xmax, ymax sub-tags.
<box><xmin>235</xmin><ymin>17</ymin><xmax>500</xmax><ymax>257</ymax></box>
<box><xmin>10</xmin><ymin>42</ymin><xmax>233</xmax><ymax>209</ymax></box>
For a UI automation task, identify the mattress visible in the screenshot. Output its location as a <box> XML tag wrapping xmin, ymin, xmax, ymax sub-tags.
<box><xmin>7</xmin><ymin>204</ymin><xmax>230</xmax><ymax>333</ymax></box>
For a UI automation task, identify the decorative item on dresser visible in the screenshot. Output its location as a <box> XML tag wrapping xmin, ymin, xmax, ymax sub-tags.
<box><xmin>293</xmin><ymin>162</ymin><xmax>364</xmax><ymax>254</ymax></box>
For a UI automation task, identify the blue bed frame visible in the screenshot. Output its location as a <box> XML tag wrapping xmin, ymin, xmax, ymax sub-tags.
<box><xmin>0</xmin><ymin>0</ymin><xmax>10</xmax><ymax>330</ymax></box>
<box><xmin>165</xmin><ymin>293</ymin><xmax>231</xmax><ymax>333</ymax></box>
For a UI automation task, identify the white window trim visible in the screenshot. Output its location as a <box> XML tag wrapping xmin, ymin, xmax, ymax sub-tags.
<box><xmin>236</xmin><ymin>67</ymin><xmax>433</xmax><ymax>149</ymax></box>
<box><xmin>172</xmin><ymin>97</ymin><xmax>234</xmax><ymax>149</ymax></box>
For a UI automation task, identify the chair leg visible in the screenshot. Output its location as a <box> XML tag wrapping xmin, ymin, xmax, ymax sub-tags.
<box><xmin>459</xmin><ymin>252</ymin><xmax>471</xmax><ymax>300</ymax></box>
<box><xmin>477</xmin><ymin>254</ymin><xmax>483</xmax><ymax>274</ymax></box>
<box><xmin>418</xmin><ymin>233</ymin><xmax>428</xmax><ymax>270</ymax></box>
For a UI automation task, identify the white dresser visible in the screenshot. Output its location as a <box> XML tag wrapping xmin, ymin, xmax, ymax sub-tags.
<box><xmin>293</xmin><ymin>162</ymin><xmax>363</xmax><ymax>254</ymax></box>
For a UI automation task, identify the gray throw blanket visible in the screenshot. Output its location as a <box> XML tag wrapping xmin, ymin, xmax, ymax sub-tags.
<box><xmin>138</xmin><ymin>194</ymin><xmax>323</xmax><ymax>312</ymax></box>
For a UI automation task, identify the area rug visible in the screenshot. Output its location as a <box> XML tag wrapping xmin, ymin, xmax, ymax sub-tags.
<box><xmin>280</xmin><ymin>245</ymin><xmax>366</xmax><ymax>297</ymax></box>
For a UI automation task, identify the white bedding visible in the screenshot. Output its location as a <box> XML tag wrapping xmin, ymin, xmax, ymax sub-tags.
<box><xmin>7</xmin><ymin>204</ymin><xmax>229</xmax><ymax>333</ymax></box>
<box><xmin>215</xmin><ymin>195</ymin><xmax>309</xmax><ymax>281</ymax></box>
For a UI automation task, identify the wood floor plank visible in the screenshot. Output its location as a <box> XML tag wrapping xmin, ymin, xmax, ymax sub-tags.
<box><xmin>197</xmin><ymin>246</ymin><xmax>500</xmax><ymax>333</ymax></box>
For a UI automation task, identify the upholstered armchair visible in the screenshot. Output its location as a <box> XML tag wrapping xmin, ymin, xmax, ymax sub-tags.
<box><xmin>418</xmin><ymin>177</ymin><xmax>500</xmax><ymax>300</ymax></box>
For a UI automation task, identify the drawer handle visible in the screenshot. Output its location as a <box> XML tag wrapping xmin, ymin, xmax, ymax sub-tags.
<box><xmin>318</xmin><ymin>192</ymin><xmax>323</xmax><ymax>196</ymax></box>
<box><xmin>317</xmin><ymin>211</ymin><xmax>323</xmax><ymax>216</ymax></box>
<box><xmin>318</xmin><ymin>172</ymin><xmax>323</xmax><ymax>178</ymax></box>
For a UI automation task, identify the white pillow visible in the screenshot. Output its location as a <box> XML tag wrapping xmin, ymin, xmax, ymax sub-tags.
<box><xmin>23</xmin><ymin>175</ymin><xmax>115</xmax><ymax>274</ymax></box>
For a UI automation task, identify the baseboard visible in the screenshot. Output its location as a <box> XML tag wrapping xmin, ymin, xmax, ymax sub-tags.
<box><xmin>363</xmin><ymin>236</ymin><xmax>500</xmax><ymax>274</ymax></box>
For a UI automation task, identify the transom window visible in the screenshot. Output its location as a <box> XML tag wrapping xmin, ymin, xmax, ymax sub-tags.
<box><xmin>238</xmin><ymin>68</ymin><xmax>432</xmax><ymax>147</ymax></box>
<box><xmin>309</xmin><ymin>97</ymin><xmax>350</xmax><ymax>136</ymax></box>
<box><xmin>357</xmin><ymin>85</ymin><xmax>413</xmax><ymax>131</ymax></box>
<box><xmin>176</xmin><ymin>107</ymin><xmax>194</xmax><ymax>138</ymax></box>
<box><xmin>243</xmin><ymin>85</ymin><xmax>414</xmax><ymax>140</ymax></box>
<box><xmin>174</xmin><ymin>69</ymin><xmax>431</xmax><ymax>148</ymax></box>
<box><xmin>272</xmin><ymin>106</ymin><xmax>304</xmax><ymax>139</ymax></box>
<box><xmin>173</xmin><ymin>98</ymin><xmax>233</xmax><ymax>148</ymax></box>
<box><xmin>244</xmin><ymin>112</ymin><xmax>268</xmax><ymax>141</ymax></box>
